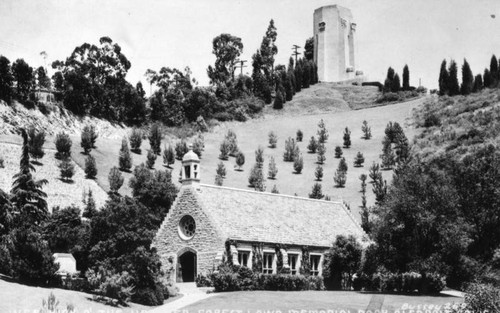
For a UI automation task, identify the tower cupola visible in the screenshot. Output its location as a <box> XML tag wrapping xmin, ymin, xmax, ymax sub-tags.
<box><xmin>181</xmin><ymin>145</ymin><xmax>200</xmax><ymax>186</ymax></box>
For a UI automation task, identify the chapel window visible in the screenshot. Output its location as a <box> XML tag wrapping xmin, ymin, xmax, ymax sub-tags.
<box><xmin>288</xmin><ymin>253</ymin><xmax>299</xmax><ymax>275</ymax></box>
<box><xmin>310</xmin><ymin>255</ymin><xmax>321</xmax><ymax>276</ymax></box>
<box><xmin>263</xmin><ymin>253</ymin><xmax>274</xmax><ymax>274</ymax></box>
<box><xmin>178</xmin><ymin>215</ymin><xmax>196</xmax><ymax>240</ymax></box>
<box><xmin>238</xmin><ymin>251</ymin><xmax>250</xmax><ymax>267</ymax></box>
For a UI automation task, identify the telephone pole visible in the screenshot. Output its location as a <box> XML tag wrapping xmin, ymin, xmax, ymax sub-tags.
<box><xmin>235</xmin><ymin>59</ymin><xmax>247</xmax><ymax>76</ymax></box>
<box><xmin>292</xmin><ymin>45</ymin><xmax>301</xmax><ymax>64</ymax></box>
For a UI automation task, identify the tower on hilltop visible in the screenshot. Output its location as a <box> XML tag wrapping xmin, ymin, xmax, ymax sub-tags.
<box><xmin>313</xmin><ymin>5</ymin><xmax>362</xmax><ymax>82</ymax></box>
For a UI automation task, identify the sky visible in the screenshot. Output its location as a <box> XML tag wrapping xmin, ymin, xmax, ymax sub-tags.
<box><xmin>0</xmin><ymin>0</ymin><xmax>499</xmax><ymax>93</ymax></box>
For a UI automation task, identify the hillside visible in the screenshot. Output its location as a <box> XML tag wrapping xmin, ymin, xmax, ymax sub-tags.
<box><xmin>0</xmin><ymin>84</ymin><xmax>422</xmax><ymax>220</ymax></box>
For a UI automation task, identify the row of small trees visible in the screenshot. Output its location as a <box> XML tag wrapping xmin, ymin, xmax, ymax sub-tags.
<box><xmin>438</xmin><ymin>55</ymin><xmax>500</xmax><ymax>96</ymax></box>
<box><xmin>383</xmin><ymin>65</ymin><xmax>411</xmax><ymax>93</ymax></box>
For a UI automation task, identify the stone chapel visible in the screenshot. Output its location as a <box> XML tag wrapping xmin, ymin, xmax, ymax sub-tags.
<box><xmin>153</xmin><ymin>148</ymin><xmax>366</xmax><ymax>282</ymax></box>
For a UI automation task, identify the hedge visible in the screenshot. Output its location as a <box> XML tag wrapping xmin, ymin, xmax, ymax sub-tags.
<box><xmin>353</xmin><ymin>271</ymin><xmax>446</xmax><ymax>294</ymax></box>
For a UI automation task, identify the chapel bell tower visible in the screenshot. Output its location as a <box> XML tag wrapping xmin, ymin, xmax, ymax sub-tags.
<box><xmin>181</xmin><ymin>146</ymin><xmax>200</xmax><ymax>186</ymax></box>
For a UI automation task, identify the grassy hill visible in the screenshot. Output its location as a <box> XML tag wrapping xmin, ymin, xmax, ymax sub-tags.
<box><xmin>0</xmin><ymin>84</ymin><xmax>422</xmax><ymax>220</ymax></box>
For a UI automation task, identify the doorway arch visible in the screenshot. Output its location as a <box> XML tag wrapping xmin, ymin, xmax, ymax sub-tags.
<box><xmin>177</xmin><ymin>249</ymin><xmax>197</xmax><ymax>282</ymax></box>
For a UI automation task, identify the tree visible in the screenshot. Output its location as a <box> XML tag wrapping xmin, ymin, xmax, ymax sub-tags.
<box><xmin>146</xmin><ymin>149</ymin><xmax>157</xmax><ymax>169</ymax></box>
<box><xmin>448</xmin><ymin>59</ymin><xmax>460</xmax><ymax>96</ymax></box>
<box><xmin>268</xmin><ymin>131</ymin><xmax>278</xmax><ymax>148</ymax></box>
<box><xmin>36</xmin><ymin>66</ymin><xmax>51</xmax><ymax>89</ymax></box>
<box><xmin>335</xmin><ymin>146</ymin><xmax>343</xmax><ymax>158</ymax></box>
<box><xmin>268</xmin><ymin>156</ymin><xmax>278</xmax><ymax>179</ymax></box>
<box><xmin>163</xmin><ymin>145</ymin><xmax>175</xmax><ymax>168</ymax></box>
<box><xmin>402</xmin><ymin>64</ymin><xmax>410</xmax><ymax>91</ymax></box>
<box><xmin>369</xmin><ymin>162</ymin><xmax>381</xmax><ymax>183</ymax></box>
<box><xmin>315</xmin><ymin>165</ymin><xmax>324</xmax><ymax>181</ymax></box>
<box><xmin>283</xmin><ymin>137</ymin><xmax>299</xmax><ymax>162</ymax></box>
<box><xmin>391</xmin><ymin>73</ymin><xmax>401</xmax><ymax>92</ymax></box>
<box><xmin>354</xmin><ymin>152</ymin><xmax>365</xmax><ymax>167</ymax></box>
<box><xmin>129</xmin><ymin>128</ymin><xmax>142</xmax><ymax>153</ymax></box>
<box><xmin>296</xmin><ymin>129</ymin><xmax>303</xmax><ymax>142</ymax></box>
<box><xmin>461</xmin><ymin>58</ymin><xmax>474</xmax><ymax>95</ymax></box>
<box><xmin>343</xmin><ymin>127</ymin><xmax>351</xmax><ymax>148</ymax></box>
<box><xmin>235</xmin><ymin>151</ymin><xmax>245</xmax><ymax>171</ymax></box>
<box><xmin>248</xmin><ymin>163</ymin><xmax>265</xmax><ymax>191</ymax></box>
<box><xmin>0</xmin><ymin>55</ymin><xmax>13</xmax><ymax>103</ymax></box>
<box><xmin>216</xmin><ymin>162</ymin><xmax>227</xmax><ymax>178</ymax></box>
<box><xmin>148</xmin><ymin>123</ymin><xmax>163</xmax><ymax>155</ymax></box>
<box><xmin>54</xmin><ymin>132</ymin><xmax>72</xmax><ymax>159</ymax></box>
<box><xmin>207</xmin><ymin>33</ymin><xmax>243</xmax><ymax>85</ymax></box>
<box><xmin>255</xmin><ymin>146</ymin><xmax>264</xmax><ymax>167</ymax></box>
<box><xmin>309</xmin><ymin>183</ymin><xmax>324</xmax><ymax>199</ymax></box>
<box><xmin>334</xmin><ymin>170</ymin><xmax>347</xmax><ymax>188</ymax></box>
<box><xmin>193</xmin><ymin>137</ymin><xmax>203</xmax><ymax>158</ymax></box>
<box><xmin>317</xmin><ymin>119</ymin><xmax>329</xmax><ymax>143</ymax></box>
<box><xmin>323</xmin><ymin>235</ymin><xmax>362</xmax><ymax>290</ymax></box>
<box><xmin>214</xmin><ymin>174</ymin><xmax>223</xmax><ymax>186</ymax></box>
<box><xmin>273</xmin><ymin>90</ymin><xmax>284</xmax><ymax>109</ymax></box>
<box><xmin>307</xmin><ymin>136</ymin><xmax>318</xmax><ymax>153</ymax></box>
<box><xmin>108</xmin><ymin>167</ymin><xmax>124</xmax><ymax>194</ymax></box>
<box><xmin>219</xmin><ymin>139</ymin><xmax>230</xmax><ymax>160</ymax></box>
<box><xmin>260</xmin><ymin>20</ymin><xmax>278</xmax><ymax>84</ymax></box>
<box><xmin>119</xmin><ymin>137</ymin><xmax>132</xmax><ymax>172</ymax></box>
<box><xmin>362</xmin><ymin>120</ymin><xmax>372</xmax><ymax>139</ymax></box>
<box><xmin>10</xmin><ymin>129</ymin><xmax>48</xmax><ymax>224</ymax></box>
<box><xmin>81</xmin><ymin>125</ymin><xmax>98</xmax><ymax>154</ymax></box>
<box><xmin>294</xmin><ymin>62</ymin><xmax>302</xmax><ymax>93</ymax></box>
<box><xmin>490</xmin><ymin>55</ymin><xmax>499</xmax><ymax>87</ymax></box>
<box><xmin>271</xmin><ymin>185</ymin><xmax>279</xmax><ymax>194</ymax></box>
<box><xmin>484</xmin><ymin>68</ymin><xmax>493</xmax><ymax>88</ymax></box>
<box><xmin>304</xmin><ymin>37</ymin><xmax>314</xmax><ymax>61</ymax></box>
<box><xmin>438</xmin><ymin>59</ymin><xmax>449</xmax><ymax>96</ymax></box>
<box><xmin>27</xmin><ymin>127</ymin><xmax>45</xmax><ymax>162</ymax></box>
<box><xmin>472</xmin><ymin>74</ymin><xmax>483</xmax><ymax>93</ymax></box>
<box><xmin>372</xmin><ymin>174</ymin><xmax>387</xmax><ymax>205</ymax></box>
<box><xmin>384</xmin><ymin>67</ymin><xmax>395</xmax><ymax>92</ymax></box>
<box><xmin>293</xmin><ymin>154</ymin><xmax>304</xmax><ymax>174</ymax></box>
<box><xmin>175</xmin><ymin>140</ymin><xmax>189</xmax><ymax>160</ymax></box>
<box><xmin>82</xmin><ymin>189</ymin><xmax>97</xmax><ymax>219</ymax></box>
<box><xmin>59</xmin><ymin>158</ymin><xmax>75</xmax><ymax>182</ymax></box>
<box><xmin>317</xmin><ymin>143</ymin><xmax>326</xmax><ymax>164</ymax></box>
<box><xmin>12</xmin><ymin>58</ymin><xmax>33</xmax><ymax>100</ymax></box>
<box><xmin>380</xmin><ymin>138</ymin><xmax>395</xmax><ymax>170</ymax></box>
<box><xmin>339</xmin><ymin>157</ymin><xmax>348</xmax><ymax>173</ymax></box>
<box><xmin>85</xmin><ymin>154</ymin><xmax>97</xmax><ymax>179</ymax></box>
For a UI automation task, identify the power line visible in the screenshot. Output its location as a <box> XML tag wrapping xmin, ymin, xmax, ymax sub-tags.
<box><xmin>292</xmin><ymin>45</ymin><xmax>301</xmax><ymax>64</ymax></box>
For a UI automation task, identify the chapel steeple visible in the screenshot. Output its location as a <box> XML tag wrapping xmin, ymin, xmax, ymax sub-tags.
<box><xmin>181</xmin><ymin>145</ymin><xmax>200</xmax><ymax>186</ymax></box>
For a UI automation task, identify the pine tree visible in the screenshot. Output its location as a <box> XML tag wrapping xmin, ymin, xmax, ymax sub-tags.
<box><xmin>362</xmin><ymin>120</ymin><xmax>372</xmax><ymax>139</ymax></box>
<box><xmin>268</xmin><ymin>156</ymin><xmax>278</xmax><ymax>179</ymax></box>
<box><xmin>82</xmin><ymin>189</ymin><xmax>97</xmax><ymax>219</ymax></box>
<box><xmin>317</xmin><ymin>119</ymin><xmax>329</xmax><ymax>143</ymax></box>
<box><xmin>108</xmin><ymin>166</ymin><xmax>124</xmax><ymax>194</ymax></box>
<box><xmin>307</xmin><ymin>136</ymin><xmax>318</xmax><ymax>153</ymax></box>
<box><xmin>293</xmin><ymin>154</ymin><xmax>303</xmax><ymax>174</ymax></box>
<box><xmin>235</xmin><ymin>151</ymin><xmax>245</xmax><ymax>170</ymax></box>
<box><xmin>27</xmin><ymin>127</ymin><xmax>45</xmax><ymax>162</ymax></box>
<box><xmin>81</xmin><ymin>131</ymin><xmax>93</xmax><ymax>155</ymax></box>
<box><xmin>54</xmin><ymin>132</ymin><xmax>72</xmax><ymax>159</ymax></box>
<box><xmin>59</xmin><ymin>158</ymin><xmax>75</xmax><ymax>182</ymax></box>
<box><xmin>119</xmin><ymin>137</ymin><xmax>132</xmax><ymax>172</ymax></box>
<box><xmin>333</xmin><ymin>170</ymin><xmax>346</xmax><ymax>188</ymax></box>
<box><xmin>273</xmin><ymin>90</ymin><xmax>284</xmax><ymax>109</ymax></box>
<box><xmin>294</xmin><ymin>62</ymin><xmax>302</xmax><ymax>93</ymax></box>
<box><xmin>484</xmin><ymin>68</ymin><xmax>493</xmax><ymax>88</ymax></box>
<box><xmin>309</xmin><ymin>183</ymin><xmax>324</xmax><ymax>199</ymax></box>
<box><xmin>438</xmin><ymin>59</ymin><xmax>449</xmax><ymax>96</ymax></box>
<box><xmin>343</xmin><ymin>127</ymin><xmax>351</xmax><ymax>148</ymax></box>
<box><xmin>402</xmin><ymin>64</ymin><xmax>410</xmax><ymax>90</ymax></box>
<box><xmin>255</xmin><ymin>146</ymin><xmax>264</xmax><ymax>167</ymax></box>
<box><xmin>129</xmin><ymin>128</ymin><xmax>142</xmax><ymax>153</ymax></box>
<box><xmin>82</xmin><ymin>125</ymin><xmax>98</xmax><ymax>148</ymax></box>
<box><xmin>372</xmin><ymin>175</ymin><xmax>387</xmax><ymax>205</ymax></box>
<box><xmin>359</xmin><ymin>174</ymin><xmax>367</xmax><ymax>193</ymax></box>
<box><xmin>283</xmin><ymin>137</ymin><xmax>299</xmax><ymax>162</ymax></box>
<box><xmin>214</xmin><ymin>174</ymin><xmax>223</xmax><ymax>186</ymax></box>
<box><xmin>84</xmin><ymin>154</ymin><xmax>97</xmax><ymax>179</ymax></box>
<box><xmin>268</xmin><ymin>131</ymin><xmax>278</xmax><ymax>148</ymax></box>
<box><xmin>148</xmin><ymin>123</ymin><xmax>163</xmax><ymax>155</ymax></box>
<box><xmin>163</xmin><ymin>145</ymin><xmax>175</xmax><ymax>168</ymax></box>
<box><xmin>317</xmin><ymin>143</ymin><xmax>326</xmax><ymax>164</ymax></box>
<box><xmin>334</xmin><ymin>146</ymin><xmax>343</xmax><ymax>158</ymax></box>
<box><xmin>193</xmin><ymin>137</ymin><xmax>204</xmax><ymax>158</ymax></box>
<box><xmin>296</xmin><ymin>129</ymin><xmax>303</xmax><ymax>142</ymax></box>
<box><xmin>448</xmin><ymin>59</ymin><xmax>460</xmax><ymax>96</ymax></box>
<box><xmin>338</xmin><ymin>157</ymin><xmax>348</xmax><ymax>173</ymax></box>
<box><xmin>146</xmin><ymin>149</ymin><xmax>157</xmax><ymax>169</ymax></box>
<box><xmin>271</xmin><ymin>185</ymin><xmax>279</xmax><ymax>194</ymax></box>
<box><xmin>369</xmin><ymin>162</ymin><xmax>381</xmax><ymax>183</ymax></box>
<box><xmin>380</xmin><ymin>138</ymin><xmax>395</xmax><ymax>170</ymax></box>
<box><xmin>11</xmin><ymin>129</ymin><xmax>48</xmax><ymax>223</ymax></box>
<box><xmin>175</xmin><ymin>140</ymin><xmax>189</xmax><ymax>160</ymax></box>
<box><xmin>354</xmin><ymin>152</ymin><xmax>365</xmax><ymax>167</ymax></box>
<box><xmin>315</xmin><ymin>165</ymin><xmax>323</xmax><ymax>181</ymax></box>
<box><xmin>460</xmin><ymin>58</ymin><xmax>474</xmax><ymax>95</ymax></box>
<box><xmin>219</xmin><ymin>139</ymin><xmax>230</xmax><ymax>160</ymax></box>
<box><xmin>248</xmin><ymin>163</ymin><xmax>265</xmax><ymax>191</ymax></box>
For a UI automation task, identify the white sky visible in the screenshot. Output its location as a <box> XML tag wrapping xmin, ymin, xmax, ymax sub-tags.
<box><xmin>1</xmin><ymin>0</ymin><xmax>499</xmax><ymax>92</ymax></box>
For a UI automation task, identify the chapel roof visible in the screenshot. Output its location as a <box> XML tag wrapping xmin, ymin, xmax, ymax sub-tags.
<box><xmin>194</xmin><ymin>184</ymin><xmax>366</xmax><ymax>248</ymax></box>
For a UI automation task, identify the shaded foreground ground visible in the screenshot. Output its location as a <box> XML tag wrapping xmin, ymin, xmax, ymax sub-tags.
<box><xmin>181</xmin><ymin>290</ymin><xmax>463</xmax><ymax>313</ymax></box>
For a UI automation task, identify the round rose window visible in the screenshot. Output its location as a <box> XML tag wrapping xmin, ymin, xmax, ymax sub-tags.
<box><xmin>178</xmin><ymin>215</ymin><xmax>196</xmax><ymax>240</ymax></box>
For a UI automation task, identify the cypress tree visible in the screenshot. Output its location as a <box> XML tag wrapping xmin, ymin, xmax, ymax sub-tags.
<box><xmin>472</xmin><ymin>74</ymin><xmax>483</xmax><ymax>93</ymax></box>
<box><xmin>483</xmin><ymin>68</ymin><xmax>492</xmax><ymax>88</ymax></box>
<box><xmin>460</xmin><ymin>59</ymin><xmax>474</xmax><ymax>95</ymax></box>
<box><xmin>490</xmin><ymin>55</ymin><xmax>498</xmax><ymax>86</ymax></box>
<box><xmin>302</xmin><ymin>60</ymin><xmax>311</xmax><ymax>88</ymax></box>
<box><xmin>391</xmin><ymin>73</ymin><xmax>401</xmax><ymax>92</ymax></box>
<box><xmin>438</xmin><ymin>59</ymin><xmax>449</xmax><ymax>96</ymax></box>
<box><xmin>0</xmin><ymin>55</ymin><xmax>13</xmax><ymax>103</ymax></box>
<box><xmin>447</xmin><ymin>59</ymin><xmax>460</xmax><ymax>96</ymax></box>
<box><xmin>294</xmin><ymin>62</ymin><xmax>302</xmax><ymax>92</ymax></box>
<box><xmin>119</xmin><ymin>137</ymin><xmax>132</xmax><ymax>172</ymax></box>
<box><xmin>402</xmin><ymin>64</ymin><xmax>410</xmax><ymax>90</ymax></box>
<box><xmin>273</xmin><ymin>90</ymin><xmax>284</xmax><ymax>109</ymax></box>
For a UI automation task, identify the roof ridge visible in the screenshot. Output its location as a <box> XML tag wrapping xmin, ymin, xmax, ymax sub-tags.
<box><xmin>198</xmin><ymin>183</ymin><xmax>344</xmax><ymax>205</ymax></box>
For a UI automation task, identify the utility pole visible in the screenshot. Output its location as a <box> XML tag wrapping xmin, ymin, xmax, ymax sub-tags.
<box><xmin>236</xmin><ymin>60</ymin><xmax>247</xmax><ymax>75</ymax></box>
<box><xmin>292</xmin><ymin>45</ymin><xmax>301</xmax><ymax>64</ymax></box>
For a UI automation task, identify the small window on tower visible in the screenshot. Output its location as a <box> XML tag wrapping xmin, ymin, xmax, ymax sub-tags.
<box><xmin>319</xmin><ymin>22</ymin><xmax>326</xmax><ymax>31</ymax></box>
<box><xmin>184</xmin><ymin>165</ymin><xmax>190</xmax><ymax>178</ymax></box>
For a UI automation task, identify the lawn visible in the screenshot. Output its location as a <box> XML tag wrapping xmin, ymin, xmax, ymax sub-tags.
<box><xmin>182</xmin><ymin>291</ymin><xmax>462</xmax><ymax>313</ymax></box>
